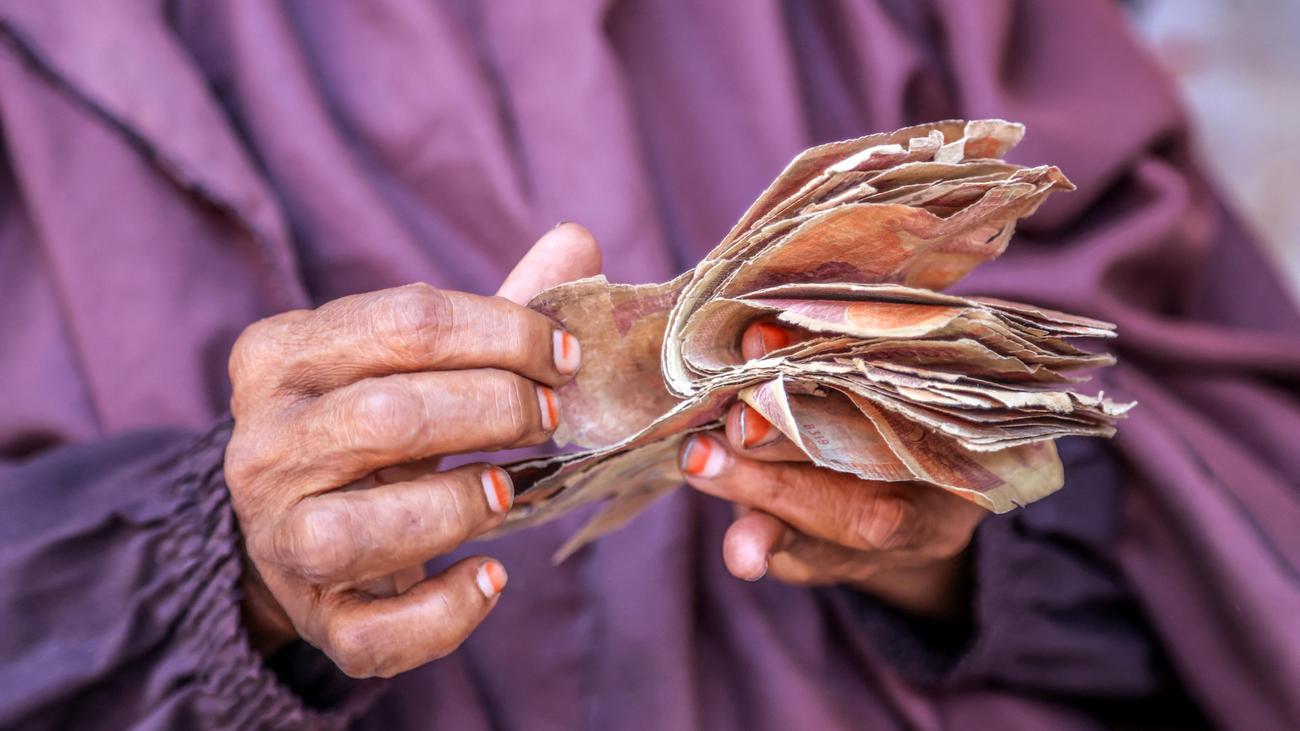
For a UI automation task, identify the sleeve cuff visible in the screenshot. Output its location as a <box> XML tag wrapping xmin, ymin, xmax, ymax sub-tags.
<box><xmin>843</xmin><ymin>438</ymin><xmax>1174</xmax><ymax>697</ymax></box>
<box><xmin>156</xmin><ymin>418</ymin><xmax>383</xmax><ymax>728</ymax></box>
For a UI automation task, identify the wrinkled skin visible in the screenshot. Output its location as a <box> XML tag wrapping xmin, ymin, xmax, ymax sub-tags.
<box><xmin>226</xmin><ymin>224</ymin><xmax>979</xmax><ymax>680</ymax></box>
<box><xmin>226</xmin><ymin>224</ymin><xmax>600</xmax><ymax>678</ymax></box>
<box><xmin>679</xmin><ymin>319</ymin><xmax>988</xmax><ymax>619</ymax></box>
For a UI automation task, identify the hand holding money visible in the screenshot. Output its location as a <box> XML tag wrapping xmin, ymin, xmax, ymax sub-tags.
<box><xmin>679</xmin><ymin>320</ymin><xmax>990</xmax><ymax>617</ymax></box>
<box><xmin>498</xmin><ymin>120</ymin><xmax>1133</xmax><ymax>561</ymax></box>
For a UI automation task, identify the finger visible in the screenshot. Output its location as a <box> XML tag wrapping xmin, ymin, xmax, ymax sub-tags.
<box><xmin>260</xmin><ymin>464</ymin><xmax>515</xmax><ymax>583</ymax></box>
<box><xmin>681</xmin><ymin>432</ymin><xmax>979</xmax><ymax>554</ymax></box>
<box><xmin>293</xmin><ymin>369</ymin><xmax>561</xmax><ymax>482</ymax></box>
<box><xmin>738</xmin><ymin>319</ymin><xmax>816</xmax><ymax>361</ymax></box>
<box><xmin>721</xmin><ymin>509</ymin><xmax>788</xmax><ymax>581</ymax></box>
<box><xmin>766</xmin><ymin>534</ymin><xmax>880</xmax><ymax>586</ymax></box>
<box><xmin>497</xmin><ymin>223</ymin><xmax>603</xmax><ymax>305</ymax></box>
<box><xmin>234</xmin><ymin>284</ymin><xmax>581</xmax><ymax>398</ymax></box>
<box><xmin>723</xmin><ymin>402</ymin><xmax>809</xmax><ymax>462</ymax></box>
<box><xmin>723</xmin><ymin>507</ymin><xmax>880</xmax><ymax>586</ymax></box>
<box><xmin>310</xmin><ymin>557</ymin><xmax>508</xmax><ymax>678</ymax></box>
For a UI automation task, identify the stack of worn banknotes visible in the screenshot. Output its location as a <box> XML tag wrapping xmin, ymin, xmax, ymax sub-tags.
<box><xmin>497</xmin><ymin>119</ymin><xmax>1132</xmax><ymax>560</ymax></box>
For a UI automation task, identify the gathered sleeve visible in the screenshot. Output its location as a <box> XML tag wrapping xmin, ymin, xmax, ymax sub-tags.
<box><xmin>845</xmin><ymin>438</ymin><xmax>1195</xmax><ymax>711</ymax></box>
<box><xmin>0</xmin><ymin>420</ymin><xmax>379</xmax><ymax>730</ymax></box>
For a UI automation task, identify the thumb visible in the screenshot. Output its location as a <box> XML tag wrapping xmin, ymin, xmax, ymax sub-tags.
<box><xmin>723</xmin><ymin>509</ymin><xmax>789</xmax><ymax>581</ymax></box>
<box><xmin>496</xmin><ymin>223</ymin><xmax>602</xmax><ymax>305</ymax></box>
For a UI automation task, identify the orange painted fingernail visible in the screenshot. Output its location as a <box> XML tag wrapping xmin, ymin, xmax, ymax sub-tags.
<box><xmin>480</xmin><ymin>467</ymin><xmax>513</xmax><ymax>514</ymax></box>
<box><xmin>537</xmin><ymin>385</ymin><xmax>560</xmax><ymax>431</ymax></box>
<box><xmin>739</xmin><ymin>403</ymin><xmax>777</xmax><ymax>449</ymax></box>
<box><xmin>552</xmin><ymin>330</ymin><xmax>581</xmax><ymax>374</ymax></box>
<box><xmin>681</xmin><ymin>434</ymin><xmax>727</xmax><ymax>478</ymax></box>
<box><xmin>757</xmin><ymin>323</ymin><xmax>793</xmax><ymax>354</ymax></box>
<box><xmin>475</xmin><ymin>560</ymin><xmax>508</xmax><ymax>599</ymax></box>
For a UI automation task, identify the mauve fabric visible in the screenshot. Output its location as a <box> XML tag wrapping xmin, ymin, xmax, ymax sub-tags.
<box><xmin>0</xmin><ymin>0</ymin><xmax>1297</xmax><ymax>729</ymax></box>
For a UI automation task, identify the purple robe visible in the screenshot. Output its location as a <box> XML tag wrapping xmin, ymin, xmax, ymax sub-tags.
<box><xmin>1</xmin><ymin>1</ymin><xmax>1298</xmax><ymax>728</ymax></box>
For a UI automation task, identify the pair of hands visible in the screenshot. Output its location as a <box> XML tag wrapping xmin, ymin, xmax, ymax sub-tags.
<box><xmin>225</xmin><ymin>224</ymin><xmax>985</xmax><ymax>679</ymax></box>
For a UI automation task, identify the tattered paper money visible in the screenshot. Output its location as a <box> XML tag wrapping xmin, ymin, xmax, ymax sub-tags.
<box><xmin>494</xmin><ymin>119</ymin><xmax>1132</xmax><ymax>560</ymax></box>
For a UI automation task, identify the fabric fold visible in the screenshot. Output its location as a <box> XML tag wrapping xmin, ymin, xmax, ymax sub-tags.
<box><xmin>0</xmin><ymin>420</ymin><xmax>377</xmax><ymax>730</ymax></box>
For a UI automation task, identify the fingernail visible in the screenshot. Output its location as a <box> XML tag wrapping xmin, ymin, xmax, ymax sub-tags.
<box><xmin>680</xmin><ymin>434</ymin><xmax>727</xmax><ymax>478</ymax></box>
<box><xmin>757</xmin><ymin>323</ymin><xmax>793</xmax><ymax>355</ymax></box>
<box><xmin>552</xmin><ymin>330</ymin><xmax>581</xmax><ymax>374</ymax></box>
<box><xmin>553</xmin><ymin>220</ymin><xmax>571</xmax><ymax>229</ymax></box>
<box><xmin>475</xmin><ymin>560</ymin><xmax>508</xmax><ymax>599</ymax></box>
<box><xmin>738</xmin><ymin>403</ymin><xmax>778</xmax><ymax>449</ymax></box>
<box><xmin>537</xmin><ymin>385</ymin><xmax>560</xmax><ymax>431</ymax></box>
<box><xmin>747</xmin><ymin>558</ymin><xmax>770</xmax><ymax>583</ymax></box>
<box><xmin>480</xmin><ymin>467</ymin><xmax>514</xmax><ymax>514</ymax></box>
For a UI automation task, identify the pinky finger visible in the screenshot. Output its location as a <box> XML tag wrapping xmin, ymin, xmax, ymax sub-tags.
<box><xmin>312</xmin><ymin>556</ymin><xmax>507</xmax><ymax>679</ymax></box>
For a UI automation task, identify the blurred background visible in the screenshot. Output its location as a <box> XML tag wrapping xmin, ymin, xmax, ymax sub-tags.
<box><xmin>1127</xmin><ymin>0</ymin><xmax>1300</xmax><ymax>299</ymax></box>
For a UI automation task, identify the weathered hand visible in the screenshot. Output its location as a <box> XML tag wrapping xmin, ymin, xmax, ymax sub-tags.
<box><xmin>679</xmin><ymin>321</ymin><xmax>988</xmax><ymax>619</ymax></box>
<box><xmin>225</xmin><ymin>224</ymin><xmax>600</xmax><ymax>677</ymax></box>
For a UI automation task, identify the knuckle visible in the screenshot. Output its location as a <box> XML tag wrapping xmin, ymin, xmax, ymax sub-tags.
<box><xmin>431</xmin><ymin>479</ymin><xmax>475</xmax><ymax>539</ymax></box>
<box><xmin>326</xmin><ymin>622</ymin><xmax>382</xmax><ymax>678</ymax></box>
<box><xmin>848</xmin><ymin>493</ymin><xmax>916</xmax><ymax>551</ymax></box>
<box><xmin>425</xmin><ymin>591</ymin><xmax>470</xmax><ymax>660</ymax></box>
<box><xmin>495</xmin><ymin>374</ymin><xmax>539</xmax><ymax>443</ymax></box>
<box><xmin>280</xmin><ymin>505</ymin><xmax>357</xmax><ymax>580</ymax></box>
<box><xmin>222</xmin><ymin>436</ymin><xmax>257</xmax><ymax>490</ymax></box>
<box><xmin>502</xmin><ymin>306</ymin><xmax>548</xmax><ymax>366</ymax></box>
<box><xmin>345</xmin><ymin>380</ymin><xmax>425</xmax><ymax>451</ymax></box>
<box><xmin>350</xmin><ymin>381</ymin><xmax>408</xmax><ymax>424</ymax></box>
<box><xmin>228</xmin><ymin>318</ymin><xmax>279</xmax><ymax>386</ymax></box>
<box><xmin>230</xmin><ymin>312</ymin><xmax>308</xmax><ymax>371</ymax></box>
<box><xmin>384</xmin><ymin>284</ymin><xmax>458</xmax><ymax>357</ymax></box>
<box><xmin>222</xmin><ymin>425</ymin><xmax>277</xmax><ymax>492</ymax></box>
<box><xmin>229</xmin><ymin>311</ymin><xmax>312</xmax><ymax>407</ymax></box>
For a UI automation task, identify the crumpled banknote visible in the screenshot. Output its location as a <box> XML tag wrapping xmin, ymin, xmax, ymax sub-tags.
<box><xmin>496</xmin><ymin>119</ymin><xmax>1132</xmax><ymax>561</ymax></box>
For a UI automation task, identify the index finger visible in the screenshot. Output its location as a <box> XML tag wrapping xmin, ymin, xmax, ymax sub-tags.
<box><xmin>245</xmin><ymin>284</ymin><xmax>581</xmax><ymax>395</ymax></box>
